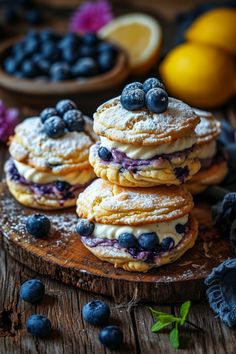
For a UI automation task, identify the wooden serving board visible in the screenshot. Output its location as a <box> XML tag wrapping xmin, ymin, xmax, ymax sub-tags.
<box><xmin>0</xmin><ymin>181</ymin><xmax>233</xmax><ymax>304</ymax></box>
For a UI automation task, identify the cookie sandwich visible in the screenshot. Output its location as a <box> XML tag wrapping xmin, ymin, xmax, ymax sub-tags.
<box><xmin>5</xmin><ymin>99</ymin><xmax>96</xmax><ymax>209</ymax></box>
<box><xmin>187</xmin><ymin>109</ymin><xmax>228</xmax><ymax>194</ymax></box>
<box><xmin>89</xmin><ymin>78</ymin><xmax>201</xmax><ymax>187</ymax></box>
<box><xmin>76</xmin><ymin>179</ymin><xmax>198</xmax><ymax>272</ymax></box>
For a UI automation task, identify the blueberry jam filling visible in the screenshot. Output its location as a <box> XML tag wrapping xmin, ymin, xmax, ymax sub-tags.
<box><xmin>6</xmin><ymin>160</ymin><xmax>84</xmax><ymax>200</ymax></box>
<box><xmin>95</xmin><ymin>143</ymin><xmax>194</xmax><ymax>179</ymax></box>
<box><xmin>81</xmin><ymin>221</ymin><xmax>190</xmax><ymax>264</ymax></box>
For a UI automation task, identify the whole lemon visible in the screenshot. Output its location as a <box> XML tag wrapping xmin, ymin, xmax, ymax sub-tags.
<box><xmin>185</xmin><ymin>8</ymin><xmax>236</xmax><ymax>56</ymax></box>
<box><xmin>160</xmin><ymin>42</ymin><xmax>236</xmax><ymax>108</ymax></box>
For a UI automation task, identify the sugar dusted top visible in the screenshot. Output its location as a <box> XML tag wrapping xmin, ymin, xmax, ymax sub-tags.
<box><xmin>9</xmin><ymin>117</ymin><xmax>97</xmax><ymax>174</ymax></box>
<box><xmin>194</xmin><ymin>109</ymin><xmax>221</xmax><ymax>145</ymax></box>
<box><xmin>93</xmin><ymin>96</ymin><xmax>200</xmax><ymax>146</ymax></box>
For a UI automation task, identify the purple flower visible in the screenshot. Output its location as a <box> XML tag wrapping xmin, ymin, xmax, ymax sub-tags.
<box><xmin>0</xmin><ymin>100</ymin><xmax>19</xmax><ymax>142</ymax></box>
<box><xmin>69</xmin><ymin>0</ymin><xmax>113</xmax><ymax>33</ymax></box>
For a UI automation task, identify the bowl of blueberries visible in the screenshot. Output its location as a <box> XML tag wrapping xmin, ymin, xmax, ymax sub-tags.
<box><xmin>0</xmin><ymin>29</ymin><xmax>129</xmax><ymax>114</ymax></box>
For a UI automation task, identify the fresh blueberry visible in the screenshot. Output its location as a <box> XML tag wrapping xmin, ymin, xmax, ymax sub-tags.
<box><xmin>24</xmin><ymin>38</ymin><xmax>39</xmax><ymax>55</ymax></box>
<box><xmin>44</xmin><ymin>116</ymin><xmax>65</xmax><ymax>138</ymax></box>
<box><xmin>72</xmin><ymin>57</ymin><xmax>98</xmax><ymax>77</ymax></box>
<box><xmin>14</xmin><ymin>48</ymin><xmax>28</xmax><ymax>64</ymax></box>
<box><xmin>160</xmin><ymin>237</ymin><xmax>174</xmax><ymax>251</ymax></box>
<box><xmin>82</xmin><ymin>300</ymin><xmax>110</xmax><ymax>325</ymax></box>
<box><xmin>82</xmin><ymin>33</ymin><xmax>99</xmax><ymax>45</ymax></box>
<box><xmin>42</xmin><ymin>42</ymin><xmax>60</xmax><ymax>61</ymax></box>
<box><xmin>36</xmin><ymin>59</ymin><xmax>51</xmax><ymax>75</ymax></box>
<box><xmin>79</xmin><ymin>45</ymin><xmax>97</xmax><ymax>58</ymax></box>
<box><xmin>56</xmin><ymin>99</ymin><xmax>77</xmax><ymax>116</ymax></box>
<box><xmin>97</xmin><ymin>42</ymin><xmax>117</xmax><ymax>56</ymax></box>
<box><xmin>118</xmin><ymin>233</ymin><xmax>138</xmax><ymax>248</ymax></box>
<box><xmin>55</xmin><ymin>181</ymin><xmax>71</xmax><ymax>192</ymax></box>
<box><xmin>58</xmin><ymin>35</ymin><xmax>80</xmax><ymax>51</ymax></box>
<box><xmin>26</xmin><ymin>315</ymin><xmax>51</xmax><ymax>338</ymax></box>
<box><xmin>40</xmin><ymin>29</ymin><xmax>58</xmax><ymax>43</ymax></box>
<box><xmin>120</xmin><ymin>88</ymin><xmax>145</xmax><ymax>111</ymax></box>
<box><xmin>98</xmin><ymin>147</ymin><xmax>112</xmax><ymax>161</ymax></box>
<box><xmin>21</xmin><ymin>60</ymin><xmax>38</xmax><ymax>78</ymax></box>
<box><xmin>62</xmin><ymin>47</ymin><xmax>79</xmax><ymax>64</ymax></box>
<box><xmin>63</xmin><ymin>110</ymin><xmax>85</xmax><ymax>132</ymax></box>
<box><xmin>122</xmin><ymin>82</ymin><xmax>143</xmax><ymax>92</ymax></box>
<box><xmin>99</xmin><ymin>325</ymin><xmax>123</xmax><ymax>350</ymax></box>
<box><xmin>175</xmin><ymin>223</ymin><xmax>186</xmax><ymax>234</ymax></box>
<box><xmin>138</xmin><ymin>232</ymin><xmax>159</xmax><ymax>250</ymax></box>
<box><xmin>50</xmin><ymin>63</ymin><xmax>71</xmax><ymax>81</ymax></box>
<box><xmin>26</xmin><ymin>9</ymin><xmax>42</xmax><ymax>25</ymax></box>
<box><xmin>4</xmin><ymin>57</ymin><xmax>19</xmax><ymax>74</ymax></box>
<box><xmin>145</xmin><ymin>88</ymin><xmax>168</xmax><ymax>113</ymax></box>
<box><xmin>40</xmin><ymin>108</ymin><xmax>58</xmax><ymax>123</ymax></box>
<box><xmin>20</xmin><ymin>279</ymin><xmax>45</xmax><ymax>304</ymax></box>
<box><xmin>98</xmin><ymin>51</ymin><xmax>115</xmax><ymax>72</ymax></box>
<box><xmin>26</xmin><ymin>214</ymin><xmax>51</xmax><ymax>238</ymax></box>
<box><xmin>76</xmin><ymin>219</ymin><xmax>94</xmax><ymax>236</ymax></box>
<box><xmin>143</xmin><ymin>78</ymin><xmax>165</xmax><ymax>93</ymax></box>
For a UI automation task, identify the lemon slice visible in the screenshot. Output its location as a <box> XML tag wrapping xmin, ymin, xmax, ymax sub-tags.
<box><xmin>185</xmin><ymin>8</ymin><xmax>236</xmax><ymax>55</ymax></box>
<box><xmin>99</xmin><ymin>13</ymin><xmax>162</xmax><ymax>75</ymax></box>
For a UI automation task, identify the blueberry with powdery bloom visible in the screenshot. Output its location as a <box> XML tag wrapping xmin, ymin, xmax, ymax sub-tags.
<box><xmin>26</xmin><ymin>214</ymin><xmax>51</xmax><ymax>238</ymax></box>
<box><xmin>143</xmin><ymin>77</ymin><xmax>165</xmax><ymax>92</ymax></box>
<box><xmin>20</xmin><ymin>279</ymin><xmax>45</xmax><ymax>304</ymax></box>
<box><xmin>98</xmin><ymin>147</ymin><xmax>112</xmax><ymax>161</ymax></box>
<box><xmin>76</xmin><ymin>219</ymin><xmax>94</xmax><ymax>236</ymax></box>
<box><xmin>40</xmin><ymin>108</ymin><xmax>58</xmax><ymax>123</ymax></box>
<box><xmin>26</xmin><ymin>315</ymin><xmax>51</xmax><ymax>337</ymax></box>
<box><xmin>56</xmin><ymin>99</ymin><xmax>77</xmax><ymax>116</ymax></box>
<box><xmin>99</xmin><ymin>325</ymin><xmax>123</xmax><ymax>350</ymax></box>
<box><xmin>145</xmin><ymin>88</ymin><xmax>168</xmax><ymax>114</ymax></box>
<box><xmin>44</xmin><ymin>116</ymin><xmax>65</xmax><ymax>138</ymax></box>
<box><xmin>121</xmin><ymin>88</ymin><xmax>145</xmax><ymax>111</ymax></box>
<box><xmin>138</xmin><ymin>232</ymin><xmax>159</xmax><ymax>251</ymax></box>
<box><xmin>82</xmin><ymin>300</ymin><xmax>110</xmax><ymax>325</ymax></box>
<box><xmin>63</xmin><ymin>110</ymin><xmax>85</xmax><ymax>132</ymax></box>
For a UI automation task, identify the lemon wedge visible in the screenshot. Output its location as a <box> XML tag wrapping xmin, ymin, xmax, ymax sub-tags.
<box><xmin>99</xmin><ymin>13</ymin><xmax>162</xmax><ymax>75</ymax></box>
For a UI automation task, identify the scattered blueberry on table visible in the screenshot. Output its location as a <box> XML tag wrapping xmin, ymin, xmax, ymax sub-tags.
<box><xmin>120</xmin><ymin>78</ymin><xmax>169</xmax><ymax>113</ymax></box>
<box><xmin>26</xmin><ymin>315</ymin><xmax>52</xmax><ymax>338</ymax></box>
<box><xmin>26</xmin><ymin>214</ymin><xmax>51</xmax><ymax>238</ymax></box>
<box><xmin>3</xmin><ymin>30</ymin><xmax>118</xmax><ymax>81</ymax></box>
<box><xmin>20</xmin><ymin>279</ymin><xmax>45</xmax><ymax>304</ymax></box>
<box><xmin>99</xmin><ymin>325</ymin><xmax>123</xmax><ymax>350</ymax></box>
<box><xmin>82</xmin><ymin>300</ymin><xmax>110</xmax><ymax>325</ymax></box>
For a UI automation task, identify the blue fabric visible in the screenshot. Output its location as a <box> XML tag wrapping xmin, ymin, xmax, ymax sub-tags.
<box><xmin>205</xmin><ymin>258</ymin><xmax>236</xmax><ymax>328</ymax></box>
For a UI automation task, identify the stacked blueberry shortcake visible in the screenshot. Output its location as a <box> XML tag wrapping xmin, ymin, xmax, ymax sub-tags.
<box><xmin>76</xmin><ymin>79</ymin><xmax>200</xmax><ymax>272</ymax></box>
<box><xmin>5</xmin><ymin>99</ymin><xmax>96</xmax><ymax>209</ymax></box>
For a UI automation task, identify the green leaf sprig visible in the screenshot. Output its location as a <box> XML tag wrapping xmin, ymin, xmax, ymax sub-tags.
<box><xmin>150</xmin><ymin>301</ymin><xmax>192</xmax><ymax>349</ymax></box>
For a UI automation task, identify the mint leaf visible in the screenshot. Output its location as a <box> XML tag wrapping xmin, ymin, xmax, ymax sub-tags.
<box><xmin>156</xmin><ymin>314</ymin><xmax>179</xmax><ymax>323</ymax></box>
<box><xmin>151</xmin><ymin>320</ymin><xmax>175</xmax><ymax>333</ymax></box>
<box><xmin>169</xmin><ymin>323</ymin><xmax>180</xmax><ymax>349</ymax></box>
<box><xmin>180</xmin><ymin>301</ymin><xmax>191</xmax><ymax>325</ymax></box>
<box><xmin>149</xmin><ymin>307</ymin><xmax>170</xmax><ymax>317</ymax></box>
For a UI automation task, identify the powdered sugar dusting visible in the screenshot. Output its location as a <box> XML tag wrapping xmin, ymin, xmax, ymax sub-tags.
<box><xmin>94</xmin><ymin>97</ymin><xmax>200</xmax><ymax>145</ymax></box>
<box><xmin>194</xmin><ymin>110</ymin><xmax>221</xmax><ymax>145</ymax></box>
<box><xmin>10</xmin><ymin>116</ymin><xmax>97</xmax><ymax>172</ymax></box>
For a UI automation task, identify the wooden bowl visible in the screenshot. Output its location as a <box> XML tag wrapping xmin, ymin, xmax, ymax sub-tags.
<box><xmin>0</xmin><ymin>37</ymin><xmax>130</xmax><ymax>115</ymax></box>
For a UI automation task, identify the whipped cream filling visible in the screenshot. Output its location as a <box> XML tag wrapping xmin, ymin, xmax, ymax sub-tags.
<box><xmin>92</xmin><ymin>214</ymin><xmax>189</xmax><ymax>246</ymax></box>
<box><xmin>13</xmin><ymin>159</ymin><xmax>94</xmax><ymax>185</ymax></box>
<box><xmin>100</xmin><ymin>135</ymin><xmax>197</xmax><ymax>160</ymax></box>
<box><xmin>198</xmin><ymin>140</ymin><xmax>217</xmax><ymax>160</ymax></box>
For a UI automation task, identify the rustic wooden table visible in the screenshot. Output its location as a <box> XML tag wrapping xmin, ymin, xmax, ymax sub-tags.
<box><xmin>1</xmin><ymin>1</ymin><xmax>236</xmax><ymax>352</ymax></box>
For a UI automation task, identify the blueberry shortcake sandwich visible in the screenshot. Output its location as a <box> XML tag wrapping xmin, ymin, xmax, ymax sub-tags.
<box><xmin>89</xmin><ymin>78</ymin><xmax>201</xmax><ymax>187</ymax></box>
<box><xmin>187</xmin><ymin>109</ymin><xmax>228</xmax><ymax>194</ymax></box>
<box><xmin>5</xmin><ymin>99</ymin><xmax>97</xmax><ymax>209</ymax></box>
<box><xmin>76</xmin><ymin>179</ymin><xmax>198</xmax><ymax>272</ymax></box>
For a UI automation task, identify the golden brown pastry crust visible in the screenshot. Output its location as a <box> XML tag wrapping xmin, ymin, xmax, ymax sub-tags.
<box><xmin>82</xmin><ymin>215</ymin><xmax>198</xmax><ymax>272</ymax></box>
<box><xmin>194</xmin><ymin>109</ymin><xmax>221</xmax><ymax>145</ymax></box>
<box><xmin>89</xmin><ymin>144</ymin><xmax>200</xmax><ymax>187</ymax></box>
<box><xmin>93</xmin><ymin>97</ymin><xmax>200</xmax><ymax>146</ymax></box>
<box><xmin>9</xmin><ymin>116</ymin><xmax>97</xmax><ymax>175</ymax></box>
<box><xmin>6</xmin><ymin>175</ymin><xmax>81</xmax><ymax>210</ymax></box>
<box><xmin>76</xmin><ymin>178</ymin><xmax>194</xmax><ymax>225</ymax></box>
<box><xmin>186</xmin><ymin>160</ymin><xmax>228</xmax><ymax>195</ymax></box>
